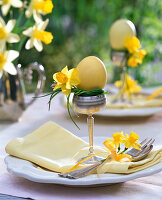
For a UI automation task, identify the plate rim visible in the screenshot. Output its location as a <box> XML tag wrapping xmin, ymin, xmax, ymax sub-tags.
<box><xmin>95</xmin><ymin>107</ymin><xmax>162</xmax><ymax>117</ymax></box>
<box><xmin>4</xmin><ymin>154</ymin><xmax>162</xmax><ymax>186</ymax></box>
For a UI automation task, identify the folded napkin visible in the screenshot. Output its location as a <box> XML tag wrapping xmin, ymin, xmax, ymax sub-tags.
<box><xmin>5</xmin><ymin>121</ymin><xmax>162</xmax><ymax>174</ymax></box>
<box><xmin>5</xmin><ymin>121</ymin><xmax>106</xmax><ymax>173</ymax></box>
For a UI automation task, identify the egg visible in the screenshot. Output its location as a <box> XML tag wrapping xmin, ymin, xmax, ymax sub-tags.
<box><xmin>109</xmin><ymin>19</ymin><xmax>136</xmax><ymax>50</ymax></box>
<box><xmin>76</xmin><ymin>56</ymin><xmax>107</xmax><ymax>91</ymax></box>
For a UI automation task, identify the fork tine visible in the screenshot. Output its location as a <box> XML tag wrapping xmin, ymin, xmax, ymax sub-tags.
<box><xmin>134</xmin><ymin>138</ymin><xmax>155</xmax><ymax>157</ymax></box>
<box><xmin>132</xmin><ymin>145</ymin><xmax>153</xmax><ymax>162</ymax></box>
<box><xmin>133</xmin><ymin>138</ymin><xmax>152</xmax><ymax>155</ymax></box>
<box><xmin>141</xmin><ymin>138</ymin><xmax>154</xmax><ymax>150</ymax></box>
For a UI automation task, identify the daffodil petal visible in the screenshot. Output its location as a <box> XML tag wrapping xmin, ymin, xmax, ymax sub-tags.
<box><xmin>33</xmin><ymin>13</ymin><xmax>42</xmax><ymax>23</ymax></box>
<box><xmin>2</xmin><ymin>4</ymin><xmax>11</xmax><ymax>16</ymax></box>
<box><xmin>5</xmin><ymin>20</ymin><xmax>16</xmax><ymax>32</ymax></box>
<box><xmin>39</xmin><ymin>19</ymin><xmax>49</xmax><ymax>30</ymax></box>
<box><xmin>3</xmin><ymin>62</ymin><xmax>17</xmax><ymax>75</ymax></box>
<box><xmin>7</xmin><ymin>33</ymin><xmax>20</xmax><ymax>43</ymax></box>
<box><xmin>68</xmin><ymin>68</ymin><xmax>80</xmax><ymax>85</ymax></box>
<box><xmin>124</xmin><ymin>142</ymin><xmax>131</xmax><ymax>149</ymax></box>
<box><xmin>33</xmin><ymin>39</ymin><xmax>43</xmax><ymax>52</ymax></box>
<box><xmin>25</xmin><ymin>39</ymin><xmax>34</xmax><ymax>50</ymax></box>
<box><xmin>0</xmin><ymin>40</ymin><xmax>6</xmax><ymax>52</ymax></box>
<box><xmin>6</xmin><ymin>50</ymin><xmax>19</xmax><ymax>62</ymax></box>
<box><xmin>0</xmin><ymin>16</ymin><xmax>5</xmax><ymax>27</ymax></box>
<box><xmin>66</xmin><ymin>81</ymin><xmax>71</xmax><ymax>90</ymax></box>
<box><xmin>61</xmin><ymin>85</ymin><xmax>71</xmax><ymax>95</ymax></box>
<box><xmin>54</xmin><ymin>83</ymin><xmax>62</xmax><ymax>90</ymax></box>
<box><xmin>11</xmin><ymin>0</ymin><xmax>23</xmax><ymax>7</ymax></box>
<box><xmin>61</xmin><ymin>66</ymin><xmax>68</xmax><ymax>74</ymax></box>
<box><xmin>53</xmin><ymin>73</ymin><xmax>58</xmax><ymax>82</ymax></box>
<box><xmin>132</xmin><ymin>143</ymin><xmax>141</xmax><ymax>150</ymax></box>
<box><xmin>23</xmin><ymin>27</ymin><xmax>33</xmax><ymax>37</ymax></box>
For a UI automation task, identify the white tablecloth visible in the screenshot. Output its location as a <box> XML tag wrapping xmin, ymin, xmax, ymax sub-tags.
<box><xmin>0</xmin><ymin>94</ymin><xmax>162</xmax><ymax>200</ymax></box>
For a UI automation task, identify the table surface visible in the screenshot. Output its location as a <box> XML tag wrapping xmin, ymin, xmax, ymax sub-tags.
<box><xmin>0</xmin><ymin>93</ymin><xmax>162</xmax><ymax>200</ymax></box>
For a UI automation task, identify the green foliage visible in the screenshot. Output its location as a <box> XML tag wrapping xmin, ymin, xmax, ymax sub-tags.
<box><xmin>18</xmin><ymin>0</ymin><xmax>162</xmax><ymax>91</ymax></box>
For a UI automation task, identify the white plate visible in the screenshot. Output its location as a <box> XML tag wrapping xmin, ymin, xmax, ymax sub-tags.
<box><xmin>95</xmin><ymin>107</ymin><xmax>162</xmax><ymax>117</ymax></box>
<box><xmin>4</xmin><ymin>137</ymin><xmax>162</xmax><ymax>186</ymax></box>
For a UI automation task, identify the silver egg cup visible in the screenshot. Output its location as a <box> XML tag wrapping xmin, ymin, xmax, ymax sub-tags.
<box><xmin>111</xmin><ymin>50</ymin><xmax>131</xmax><ymax>104</ymax></box>
<box><xmin>73</xmin><ymin>95</ymin><xmax>106</xmax><ymax>164</ymax></box>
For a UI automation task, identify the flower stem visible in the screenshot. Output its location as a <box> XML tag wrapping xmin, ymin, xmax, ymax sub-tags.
<box><xmin>117</xmin><ymin>144</ymin><xmax>121</xmax><ymax>153</ymax></box>
<box><xmin>120</xmin><ymin>147</ymin><xmax>128</xmax><ymax>154</ymax></box>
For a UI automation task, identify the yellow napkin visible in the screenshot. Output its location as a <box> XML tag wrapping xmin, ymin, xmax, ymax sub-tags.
<box><xmin>5</xmin><ymin>121</ymin><xmax>162</xmax><ymax>174</ymax></box>
<box><xmin>5</xmin><ymin>121</ymin><xmax>106</xmax><ymax>173</ymax></box>
<box><xmin>97</xmin><ymin>146</ymin><xmax>162</xmax><ymax>174</ymax></box>
<box><xmin>106</xmin><ymin>94</ymin><xmax>162</xmax><ymax>108</ymax></box>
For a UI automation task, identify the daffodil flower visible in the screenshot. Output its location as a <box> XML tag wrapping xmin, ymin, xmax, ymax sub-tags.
<box><xmin>127</xmin><ymin>49</ymin><xmax>146</xmax><ymax>67</ymax></box>
<box><xmin>123</xmin><ymin>131</ymin><xmax>141</xmax><ymax>150</ymax></box>
<box><xmin>0</xmin><ymin>0</ymin><xmax>23</xmax><ymax>16</ymax></box>
<box><xmin>103</xmin><ymin>142</ymin><xmax>132</xmax><ymax>162</ymax></box>
<box><xmin>104</xmin><ymin>131</ymin><xmax>125</xmax><ymax>148</ymax></box>
<box><xmin>0</xmin><ymin>50</ymin><xmax>19</xmax><ymax>77</ymax></box>
<box><xmin>124</xmin><ymin>36</ymin><xmax>140</xmax><ymax>53</ymax></box>
<box><xmin>115</xmin><ymin>74</ymin><xmax>142</xmax><ymax>96</ymax></box>
<box><xmin>53</xmin><ymin>66</ymin><xmax>80</xmax><ymax>95</ymax></box>
<box><xmin>23</xmin><ymin>19</ymin><xmax>53</xmax><ymax>52</ymax></box>
<box><xmin>0</xmin><ymin>16</ymin><xmax>20</xmax><ymax>51</ymax></box>
<box><xmin>26</xmin><ymin>0</ymin><xmax>53</xmax><ymax>21</ymax></box>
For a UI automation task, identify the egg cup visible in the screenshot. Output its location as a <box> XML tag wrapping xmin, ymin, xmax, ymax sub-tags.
<box><xmin>111</xmin><ymin>50</ymin><xmax>131</xmax><ymax>104</ymax></box>
<box><xmin>73</xmin><ymin>95</ymin><xmax>106</xmax><ymax>164</ymax></box>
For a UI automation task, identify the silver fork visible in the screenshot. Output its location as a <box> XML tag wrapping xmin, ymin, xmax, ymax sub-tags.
<box><xmin>59</xmin><ymin>138</ymin><xmax>155</xmax><ymax>179</ymax></box>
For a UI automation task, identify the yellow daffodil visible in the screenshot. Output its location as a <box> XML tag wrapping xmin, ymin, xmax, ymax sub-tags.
<box><xmin>127</xmin><ymin>49</ymin><xmax>146</xmax><ymax>67</ymax></box>
<box><xmin>127</xmin><ymin>54</ymin><xmax>141</xmax><ymax>67</ymax></box>
<box><xmin>104</xmin><ymin>131</ymin><xmax>125</xmax><ymax>148</ymax></box>
<box><xmin>124</xmin><ymin>36</ymin><xmax>140</xmax><ymax>53</ymax></box>
<box><xmin>0</xmin><ymin>16</ymin><xmax>20</xmax><ymax>51</ymax></box>
<box><xmin>0</xmin><ymin>50</ymin><xmax>19</xmax><ymax>77</ymax></box>
<box><xmin>123</xmin><ymin>131</ymin><xmax>141</xmax><ymax>150</ymax></box>
<box><xmin>115</xmin><ymin>74</ymin><xmax>142</xmax><ymax>96</ymax></box>
<box><xmin>53</xmin><ymin>66</ymin><xmax>80</xmax><ymax>95</ymax></box>
<box><xmin>23</xmin><ymin>19</ymin><xmax>53</xmax><ymax>52</ymax></box>
<box><xmin>136</xmin><ymin>49</ymin><xmax>146</xmax><ymax>60</ymax></box>
<box><xmin>26</xmin><ymin>0</ymin><xmax>53</xmax><ymax>21</ymax></box>
<box><xmin>103</xmin><ymin>142</ymin><xmax>132</xmax><ymax>162</ymax></box>
<box><xmin>0</xmin><ymin>0</ymin><xmax>23</xmax><ymax>16</ymax></box>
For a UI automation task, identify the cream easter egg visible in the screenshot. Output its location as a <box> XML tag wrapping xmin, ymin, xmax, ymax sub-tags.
<box><xmin>109</xmin><ymin>19</ymin><xmax>136</xmax><ymax>50</ymax></box>
<box><xmin>76</xmin><ymin>56</ymin><xmax>107</xmax><ymax>91</ymax></box>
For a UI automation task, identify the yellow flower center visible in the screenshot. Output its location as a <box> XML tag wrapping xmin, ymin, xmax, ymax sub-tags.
<box><xmin>33</xmin><ymin>30</ymin><xmax>53</xmax><ymax>44</ymax></box>
<box><xmin>0</xmin><ymin>53</ymin><xmax>6</xmax><ymax>70</ymax></box>
<box><xmin>56</xmin><ymin>72</ymin><xmax>68</xmax><ymax>84</ymax></box>
<box><xmin>3</xmin><ymin>0</ymin><xmax>10</xmax><ymax>4</ymax></box>
<box><xmin>0</xmin><ymin>27</ymin><xmax>6</xmax><ymax>39</ymax></box>
<box><xmin>33</xmin><ymin>0</ymin><xmax>53</xmax><ymax>14</ymax></box>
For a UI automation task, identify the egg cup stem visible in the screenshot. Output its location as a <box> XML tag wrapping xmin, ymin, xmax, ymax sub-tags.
<box><xmin>87</xmin><ymin>114</ymin><xmax>94</xmax><ymax>154</ymax></box>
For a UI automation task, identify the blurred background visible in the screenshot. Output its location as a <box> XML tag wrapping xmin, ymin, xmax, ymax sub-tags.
<box><xmin>17</xmin><ymin>0</ymin><xmax>162</xmax><ymax>92</ymax></box>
